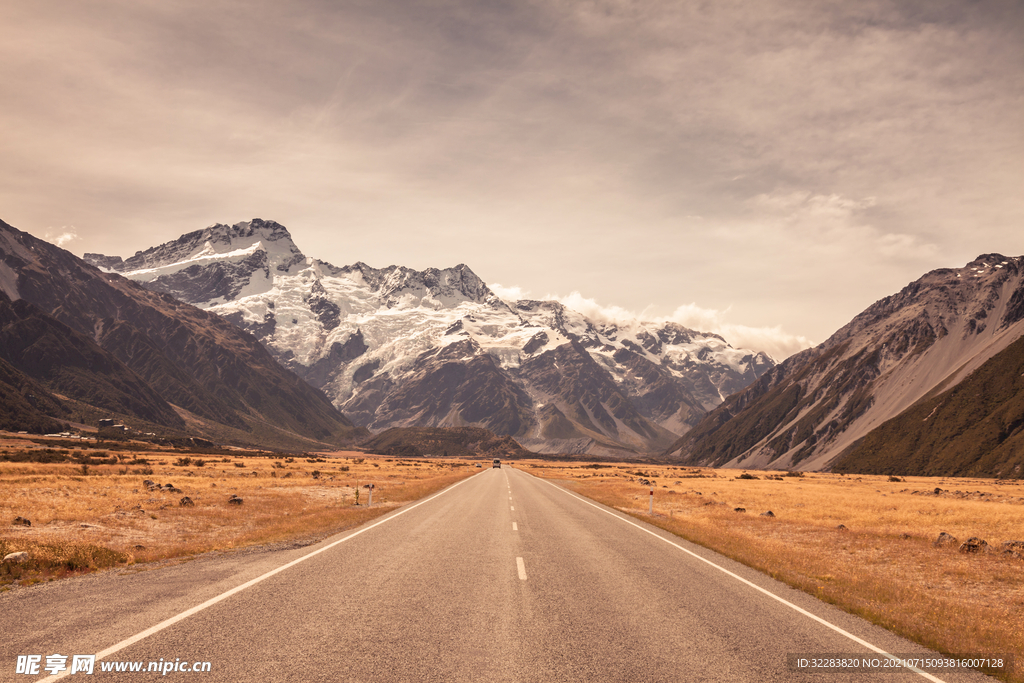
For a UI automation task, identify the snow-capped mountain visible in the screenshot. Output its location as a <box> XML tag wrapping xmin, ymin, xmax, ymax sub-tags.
<box><xmin>667</xmin><ymin>253</ymin><xmax>1024</xmax><ymax>473</ymax></box>
<box><xmin>86</xmin><ymin>219</ymin><xmax>774</xmax><ymax>455</ymax></box>
<box><xmin>0</xmin><ymin>218</ymin><xmax>364</xmax><ymax>450</ymax></box>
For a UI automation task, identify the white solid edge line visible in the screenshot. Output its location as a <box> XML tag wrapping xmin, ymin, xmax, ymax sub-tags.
<box><xmin>535</xmin><ymin>476</ymin><xmax>947</xmax><ymax>683</ymax></box>
<box><xmin>516</xmin><ymin>556</ymin><xmax>527</xmax><ymax>580</ymax></box>
<box><xmin>39</xmin><ymin>471</ymin><xmax>484</xmax><ymax>682</ymax></box>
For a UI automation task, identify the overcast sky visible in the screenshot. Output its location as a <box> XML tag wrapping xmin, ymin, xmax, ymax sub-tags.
<box><xmin>2</xmin><ymin>0</ymin><xmax>1022</xmax><ymax>359</ymax></box>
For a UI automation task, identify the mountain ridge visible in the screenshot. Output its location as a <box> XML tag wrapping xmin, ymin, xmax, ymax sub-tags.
<box><xmin>665</xmin><ymin>253</ymin><xmax>1024</xmax><ymax>474</ymax></box>
<box><xmin>1</xmin><ymin>218</ymin><xmax>367</xmax><ymax>450</ymax></box>
<box><xmin>87</xmin><ymin>218</ymin><xmax>775</xmax><ymax>455</ymax></box>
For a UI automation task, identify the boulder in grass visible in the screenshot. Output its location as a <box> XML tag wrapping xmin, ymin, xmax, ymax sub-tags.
<box><xmin>3</xmin><ymin>551</ymin><xmax>29</xmax><ymax>563</ymax></box>
<box><xmin>933</xmin><ymin>532</ymin><xmax>958</xmax><ymax>547</ymax></box>
<box><xmin>179</xmin><ymin>496</ymin><xmax>195</xmax><ymax>507</ymax></box>
<box><xmin>958</xmin><ymin>537</ymin><xmax>988</xmax><ymax>554</ymax></box>
<box><xmin>1001</xmin><ymin>541</ymin><xmax>1024</xmax><ymax>559</ymax></box>
<box><xmin>733</xmin><ymin>507</ymin><xmax>746</xmax><ymax>513</ymax></box>
<box><xmin>12</xmin><ymin>516</ymin><xmax>31</xmax><ymax>527</ymax></box>
<box><xmin>227</xmin><ymin>495</ymin><xmax>243</xmax><ymax>506</ymax></box>
<box><xmin>760</xmin><ymin>511</ymin><xmax>775</xmax><ymax>518</ymax></box>
<box><xmin>836</xmin><ymin>524</ymin><xmax>848</xmax><ymax>531</ymax></box>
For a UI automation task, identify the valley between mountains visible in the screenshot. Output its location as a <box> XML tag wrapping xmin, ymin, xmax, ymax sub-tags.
<box><xmin>2</xmin><ymin>216</ymin><xmax>1023</xmax><ymax>477</ymax></box>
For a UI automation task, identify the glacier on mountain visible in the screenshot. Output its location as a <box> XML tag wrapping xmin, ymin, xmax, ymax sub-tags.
<box><xmin>87</xmin><ymin>219</ymin><xmax>774</xmax><ymax>455</ymax></box>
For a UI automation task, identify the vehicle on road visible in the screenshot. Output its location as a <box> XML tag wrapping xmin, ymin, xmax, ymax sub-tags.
<box><xmin>492</xmin><ymin>459</ymin><xmax>501</xmax><ymax>468</ymax></box>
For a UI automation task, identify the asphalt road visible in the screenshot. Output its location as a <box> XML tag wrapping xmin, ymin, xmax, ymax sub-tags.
<box><xmin>0</xmin><ymin>467</ymin><xmax>1001</xmax><ymax>682</ymax></box>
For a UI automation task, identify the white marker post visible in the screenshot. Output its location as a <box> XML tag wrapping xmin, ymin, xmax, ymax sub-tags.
<box><xmin>368</xmin><ymin>484</ymin><xmax>373</xmax><ymax>507</ymax></box>
<box><xmin>649</xmin><ymin>488</ymin><xmax>654</xmax><ymax>515</ymax></box>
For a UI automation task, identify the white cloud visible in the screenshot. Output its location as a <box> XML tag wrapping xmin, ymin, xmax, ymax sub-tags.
<box><xmin>659</xmin><ymin>303</ymin><xmax>813</xmax><ymax>362</ymax></box>
<box><xmin>488</xmin><ymin>282</ymin><xmax>531</xmax><ymax>302</ymax></box>
<box><xmin>551</xmin><ymin>291</ymin><xmax>648</xmax><ymax>327</ymax></box>
<box><xmin>44</xmin><ymin>227</ymin><xmax>78</xmax><ymax>248</ymax></box>
<box><xmin>545</xmin><ymin>294</ymin><xmax>812</xmax><ymax>361</ymax></box>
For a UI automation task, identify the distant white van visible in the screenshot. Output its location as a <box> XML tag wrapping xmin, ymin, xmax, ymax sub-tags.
<box><xmin>492</xmin><ymin>459</ymin><xmax>501</xmax><ymax>468</ymax></box>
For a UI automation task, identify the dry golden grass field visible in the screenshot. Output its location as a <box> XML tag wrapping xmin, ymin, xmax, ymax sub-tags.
<box><xmin>525</xmin><ymin>461</ymin><xmax>1024</xmax><ymax>682</ymax></box>
<box><xmin>0</xmin><ymin>434</ymin><xmax>477</xmax><ymax>589</ymax></box>
<box><xmin>4</xmin><ymin>433</ymin><xmax>1022</xmax><ymax>681</ymax></box>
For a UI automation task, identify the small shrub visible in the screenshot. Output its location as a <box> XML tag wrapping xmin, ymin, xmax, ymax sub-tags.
<box><xmin>738</xmin><ymin>473</ymin><xmax>758</xmax><ymax>480</ymax></box>
<box><xmin>234</xmin><ymin>462</ymin><xmax>246</xmax><ymax>468</ymax></box>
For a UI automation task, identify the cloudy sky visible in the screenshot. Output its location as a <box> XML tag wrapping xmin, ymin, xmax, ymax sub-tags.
<box><xmin>2</xmin><ymin>0</ymin><xmax>1022</xmax><ymax>359</ymax></box>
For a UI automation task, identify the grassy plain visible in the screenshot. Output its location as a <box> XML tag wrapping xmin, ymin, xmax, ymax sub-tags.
<box><xmin>526</xmin><ymin>461</ymin><xmax>1024</xmax><ymax>682</ymax></box>
<box><xmin>0</xmin><ymin>434</ymin><xmax>477</xmax><ymax>588</ymax></box>
<box><xmin>5</xmin><ymin>434</ymin><xmax>1022</xmax><ymax>680</ymax></box>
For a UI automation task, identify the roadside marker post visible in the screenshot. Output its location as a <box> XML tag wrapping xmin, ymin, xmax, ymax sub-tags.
<box><xmin>649</xmin><ymin>489</ymin><xmax>654</xmax><ymax>515</ymax></box>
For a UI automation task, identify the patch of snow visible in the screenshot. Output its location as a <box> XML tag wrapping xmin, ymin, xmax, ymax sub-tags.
<box><xmin>124</xmin><ymin>241</ymin><xmax>265</xmax><ymax>282</ymax></box>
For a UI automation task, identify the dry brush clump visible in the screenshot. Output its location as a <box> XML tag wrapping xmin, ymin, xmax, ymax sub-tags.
<box><xmin>525</xmin><ymin>461</ymin><xmax>1024</xmax><ymax>683</ymax></box>
<box><xmin>1</xmin><ymin>443</ymin><xmax>477</xmax><ymax>589</ymax></box>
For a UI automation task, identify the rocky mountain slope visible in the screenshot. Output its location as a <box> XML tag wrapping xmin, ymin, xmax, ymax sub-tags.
<box><xmin>829</xmin><ymin>331</ymin><xmax>1024</xmax><ymax>478</ymax></box>
<box><xmin>665</xmin><ymin>254</ymin><xmax>1024</xmax><ymax>474</ymax></box>
<box><xmin>87</xmin><ymin>219</ymin><xmax>774</xmax><ymax>455</ymax></box>
<box><xmin>0</xmin><ymin>219</ymin><xmax>366</xmax><ymax>450</ymax></box>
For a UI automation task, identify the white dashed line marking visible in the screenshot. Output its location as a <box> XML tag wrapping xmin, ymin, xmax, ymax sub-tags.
<box><xmin>516</xmin><ymin>557</ymin><xmax>527</xmax><ymax>580</ymax></box>
<box><xmin>512</xmin><ymin>522</ymin><xmax>518</xmax><ymax>531</ymax></box>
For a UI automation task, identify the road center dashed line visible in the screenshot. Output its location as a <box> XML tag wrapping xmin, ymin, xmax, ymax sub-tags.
<box><xmin>516</xmin><ymin>557</ymin><xmax>527</xmax><ymax>580</ymax></box>
<box><xmin>535</xmin><ymin>475</ymin><xmax>948</xmax><ymax>683</ymax></box>
<box><xmin>513</xmin><ymin>522</ymin><xmax>518</xmax><ymax>531</ymax></box>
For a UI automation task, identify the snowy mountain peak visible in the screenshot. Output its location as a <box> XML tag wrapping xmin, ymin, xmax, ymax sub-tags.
<box><xmin>82</xmin><ymin>218</ymin><xmax>307</xmax><ymax>305</ymax></box>
<box><xmin>100</xmin><ymin>218</ymin><xmax>775</xmax><ymax>455</ymax></box>
<box><xmin>124</xmin><ymin>218</ymin><xmax>304</xmax><ymax>275</ymax></box>
<box><xmin>333</xmin><ymin>261</ymin><xmax>501</xmax><ymax>309</ymax></box>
